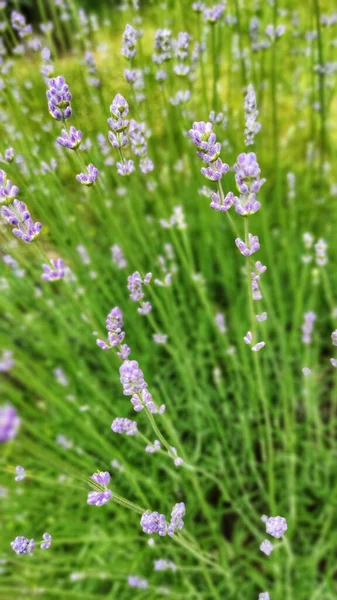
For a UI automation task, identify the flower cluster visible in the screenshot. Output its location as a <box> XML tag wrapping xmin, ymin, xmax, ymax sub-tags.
<box><xmin>233</xmin><ymin>152</ymin><xmax>265</xmax><ymax>216</ymax></box>
<box><xmin>153</xmin><ymin>29</ymin><xmax>172</xmax><ymax>65</ymax></box>
<box><xmin>154</xmin><ymin>559</ymin><xmax>177</xmax><ymax>572</ymax></box>
<box><xmin>111</xmin><ymin>417</ymin><xmax>138</xmax><ymax>435</ymax></box>
<box><xmin>0</xmin><ymin>403</ymin><xmax>21</xmax><ymax>442</ymax></box>
<box><xmin>0</xmin><ymin>350</ymin><xmax>14</xmax><ymax>372</ymax></box>
<box><xmin>107</xmin><ymin>94</ymin><xmax>153</xmax><ymax>175</ymax></box>
<box><xmin>1</xmin><ymin>171</ymin><xmax>41</xmax><ymax>243</ymax></box>
<box><xmin>140</xmin><ymin>502</ymin><xmax>185</xmax><ymax>537</ymax></box>
<box><xmin>127</xmin><ymin>271</ymin><xmax>152</xmax><ymax>314</ymax></box>
<box><xmin>301</xmin><ymin>311</ymin><xmax>316</xmax><ymax>344</ymax></box>
<box><xmin>111</xmin><ymin>244</ymin><xmax>127</xmax><ymax>269</ymax></box>
<box><xmin>46</xmin><ymin>75</ymin><xmax>98</xmax><ymax>186</ymax></box>
<box><xmin>121</xmin><ymin>24</ymin><xmax>140</xmax><ymax>60</ymax></box>
<box><xmin>235</xmin><ymin>234</ymin><xmax>260</xmax><ymax>257</ymax></box>
<box><xmin>87</xmin><ymin>471</ymin><xmax>113</xmax><ymax>507</ymax></box>
<box><xmin>173</xmin><ymin>32</ymin><xmax>191</xmax><ymax>77</ymax></box>
<box><xmin>128</xmin><ymin>575</ymin><xmax>148</xmax><ymax>589</ymax></box>
<box><xmin>11</xmin><ymin>11</ymin><xmax>32</xmax><ymax>38</ymax></box>
<box><xmin>46</xmin><ymin>76</ymin><xmax>72</xmax><ymax>120</ymax></box>
<box><xmin>11</xmin><ymin>532</ymin><xmax>52</xmax><ymax>555</ymax></box>
<box><xmin>15</xmin><ymin>466</ymin><xmax>26</xmax><ymax>482</ymax></box>
<box><xmin>261</xmin><ymin>514</ymin><xmax>288</xmax><ymax>538</ymax></box>
<box><xmin>204</xmin><ymin>3</ymin><xmax>225</xmax><ymax>23</ymax></box>
<box><xmin>42</xmin><ymin>258</ymin><xmax>65</xmax><ymax>282</ymax></box>
<box><xmin>188</xmin><ymin>121</ymin><xmax>229</xmax><ymax>182</ymax></box>
<box><xmin>57</xmin><ymin>126</ymin><xmax>82</xmax><ymax>150</ymax></box>
<box><xmin>96</xmin><ymin>306</ymin><xmax>130</xmax><ymax>357</ymax></box>
<box><xmin>244</xmin><ymin>84</ymin><xmax>261</xmax><ymax>146</ymax></box>
<box><xmin>330</xmin><ymin>330</ymin><xmax>337</xmax><ymax>368</ymax></box>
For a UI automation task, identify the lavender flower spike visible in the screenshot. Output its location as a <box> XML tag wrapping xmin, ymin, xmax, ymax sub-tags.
<box><xmin>259</xmin><ymin>594</ymin><xmax>271</xmax><ymax>600</ymax></box>
<box><xmin>91</xmin><ymin>471</ymin><xmax>111</xmax><ymax>486</ymax></box>
<box><xmin>15</xmin><ymin>466</ymin><xmax>26</xmax><ymax>482</ymax></box>
<box><xmin>264</xmin><ymin>515</ymin><xmax>288</xmax><ymax>538</ymax></box>
<box><xmin>168</xmin><ymin>502</ymin><xmax>186</xmax><ymax>536</ymax></box>
<box><xmin>2</xmin><ymin>200</ymin><xmax>41</xmax><ymax>242</ymax></box>
<box><xmin>87</xmin><ymin>489</ymin><xmax>112</xmax><ymax>506</ymax></box>
<box><xmin>46</xmin><ymin>76</ymin><xmax>72</xmax><ymax>120</ymax></box>
<box><xmin>119</xmin><ymin>360</ymin><xmax>147</xmax><ymax>395</ymax></box>
<box><xmin>11</xmin><ymin>536</ymin><xmax>35</xmax><ymax>555</ymax></box>
<box><xmin>140</xmin><ymin>511</ymin><xmax>168</xmax><ymax>536</ymax></box>
<box><xmin>87</xmin><ymin>471</ymin><xmax>112</xmax><ymax>507</ymax></box>
<box><xmin>128</xmin><ymin>575</ymin><xmax>148</xmax><ymax>589</ymax></box>
<box><xmin>201</xmin><ymin>158</ymin><xmax>228</xmax><ymax>181</ymax></box>
<box><xmin>260</xmin><ymin>539</ymin><xmax>274</xmax><ymax>556</ymax></box>
<box><xmin>40</xmin><ymin>533</ymin><xmax>52</xmax><ymax>550</ymax></box>
<box><xmin>57</xmin><ymin>126</ymin><xmax>82</xmax><ymax>150</ymax></box>
<box><xmin>111</xmin><ymin>417</ymin><xmax>138</xmax><ymax>435</ymax></box>
<box><xmin>0</xmin><ymin>403</ymin><xmax>21</xmax><ymax>442</ymax></box>
<box><xmin>235</xmin><ymin>234</ymin><xmax>260</xmax><ymax>257</ymax></box>
<box><xmin>76</xmin><ymin>163</ymin><xmax>98</xmax><ymax>186</ymax></box>
<box><xmin>42</xmin><ymin>258</ymin><xmax>65</xmax><ymax>282</ymax></box>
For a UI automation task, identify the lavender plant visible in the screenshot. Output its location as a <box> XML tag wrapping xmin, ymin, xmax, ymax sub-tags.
<box><xmin>1</xmin><ymin>1</ymin><xmax>337</xmax><ymax>599</ymax></box>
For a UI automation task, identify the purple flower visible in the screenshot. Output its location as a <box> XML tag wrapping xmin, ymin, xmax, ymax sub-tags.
<box><xmin>109</xmin><ymin>94</ymin><xmax>129</xmax><ymax>129</ymax></box>
<box><xmin>1</xmin><ymin>200</ymin><xmax>42</xmax><ymax>242</ymax></box>
<box><xmin>204</xmin><ymin>4</ymin><xmax>225</xmax><ymax>23</ymax></box>
<box><xmin>264</xmin><ymin>515</ymin><xmax>288</xmax><ymax>538</ymax></box>
<box><xmin>127</xmin><ymin>271</ymin><xmax>151</xmax><ymax>301</ymax></box>
<box><xmin>244</xmin><ymin>84</ymin><xmax>261</xmax><ymax>146</ymax></box>
<box><xmin>140</xmin><ymin>510</ymin><xmax>168</xmax><ymax>536</ymax></box>
<box><xmin>235</xmin><ymin>234</ymin><xmax>260</xmax><ymax>256</ymax></box>
<box><xmin>91</xmin><ymin>471</ymin><xmax>111</xmax><ymax>486</ymax></box>
<box><xmin>233</xmin><ymin>152</ymin><xmax>265</xmax><ymax>215</ymax></box>
<box><xmin>131</xmin><ymin>389</ymin><xmax>165</xmax><ymax>414</ymax></box>
<box><xmin>0</xmin><ymin>403</ymin><xmax>20</xmax><ymax>442</ymax></box>
<box><xmin>260</xmin><ymin>539</ymin><xmax>274</xmax><ymax>556</ymax></box>
<box><xmin>87</xmin><ymin>489</ymin><xmax>112</xmax><ymax>506</ymax></box>
<box><xmin>140</xmin><ymin>157</ymin><xmax>154</xmax><ymax>174</ymax></box>
<box><xmin>117</xmin><ymin>159</ymin><xmax>135</xmax><ymax>176</ymax></box>
<box><xmin>119</xmin><ymin>360</ymin><xmax>147</xmax><ymax>396</ymax></box>
<box><xmin>192</xmin><ymin>2</ymin><xmax>206</xmax><ymax>12</ymax></box>
<box><xmin>11</xmin><ymin>536</ymin><xmax>35</xmax><ymax>555</ymax></box>
<box><xmin>138</xmin><ymin>301</ymin><xmax>152</xmax><ymax>316</ymax></box>
<box><xmin>168</xmin><ymin>502</ymin><xmax>186</xmax><ymax>536</ymax></box>
<box><xmin>111</xmin><ymin>417</ymin><xmax>138</xmax><ymax>435</ymax></box>
<box><xmin>5</xmin><ymin>147</ymin><xmax>14</xmax><ymax>163</ymax></box>
<box><xmin>168</xmin><ymin>447</ymin><xmax>183</xmax><ymax>466</ymax></box>
<box><xmin>153</xmin><ymin>333</ymin><xmax>168</xmax><ymax>344</ymax></box>
<box><xmin>252</xmin><ymin>342</ymin><xmax>265</xmax><ymax>352</ymax></box>
<box><xmin>111</xmin><ymin>244</ymin><xmax>127</xmax><ymax>269</ymax></box>
<box><xmin>46</xmin><ymin>76</ymin><xmax>72</xmax><ymax>120</ymax></box>
<box><xmin>201</xmin><ymin>158</ymin><xmax>229</xmax><ymax>181</ymax></box>
<box><xmin>259</xmin><ymin>594</ymin><xmax>270</xmax><ymax>600</ymax></box>
<box><xmin>332</xmin><ymin>330</ymin><xmax>337</xmax><ymax>346</ymax></box>
<box><xmin>40</xmin><ymin>533</ymin><xmax>52</xmax><ymax>550</ymax></box>
<box><xmin>121</xmin><ymin>24</ymin><xmax>139</xmax><ymax>59</ymax></box>
<box><xmin>0</xmin><ymin>170</ymin><xmax>19</xmax><ymax>204</ymax></box>
<box><xmin>76</xmin><ymin>163</ymin><xmax>98</xmax><ymax>186</ymax></box>
<box><xmin>154</xmin><ymin>559</ymin><xmax>176</xmax><ymax>572</ymax></box>
<box><xmin>0</xmin><ymin>350</ymin><xmax>14</xmax><ymax>372</ymax></box>
<box><xmin>210</xmin><ymin>191</ymin><xmax>233</xmax><ymax>212</ymax></box>
<box><xmin>128</xmin><ymin>575</ymin><xmax>148</xmax><ymax>589</ymax></box>
<box><xmin>301</xmin><ymin>311</ymin><xmax>316</xmax><ymax>344</ymax></box>
<box><xmin>42</xmin><ymin>258</ymin><xmax>65</xmax><ymax>282</ymax></box>
<box><xmin>153</xmin><ymin>29</ymin><xmax>172</xmax><ymax>64</ymax></box>
<box><xmin>145</xmin><ymin>439</ymin><xmax>161</xmax><ymax>453</ymax></box>
<box><xmin>57</xmin><ymin>126</ymin><xmax>82</xmax><ymax>150</ymax></box>
<box><xmin>11</xmin><ymin>11</ymin><xmax>32</xmax><ymax>38</ymax></box>
<box><xmin>15</xmin><ymin>466</ymin><xmax>26</xmax><ymax>482</ymax></box>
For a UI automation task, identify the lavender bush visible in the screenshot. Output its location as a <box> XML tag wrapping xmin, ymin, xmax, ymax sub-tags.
<box><xmin>0</xmin><ymin>1</ymin><xmax>337</xmax><ymax>599</ymax></box>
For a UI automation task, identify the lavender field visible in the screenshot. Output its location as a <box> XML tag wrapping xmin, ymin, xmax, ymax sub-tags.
<box><xmin>1</xmin><ymin>0</ymin><xmax>337</xmax><ymax>598</ymax></box>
